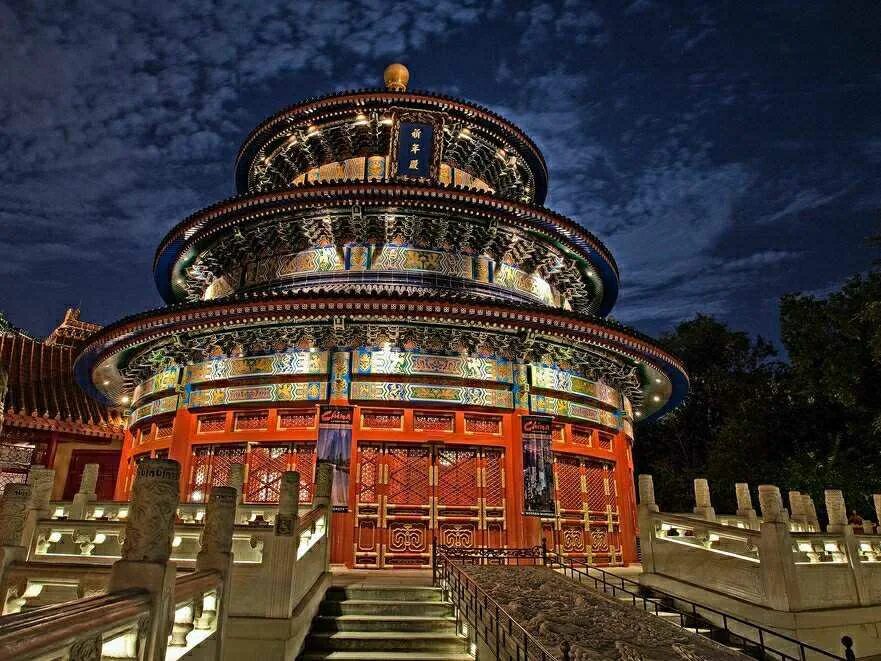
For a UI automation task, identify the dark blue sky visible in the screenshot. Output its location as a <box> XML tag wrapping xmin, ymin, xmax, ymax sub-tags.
<box><xmin>1</xmin><ymin>1</ymin><xmax>879</xmax><ymax>345</ymax></box>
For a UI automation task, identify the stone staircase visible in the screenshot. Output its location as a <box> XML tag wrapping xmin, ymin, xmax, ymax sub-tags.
<box><xmin>598</xmin><ymin>586</ymin><xmax>751</xmax><ymax>657</ymax></box>
<box><xmin>299</xmin><ymin>584</ymin><xmax>472</xmax><ymax>661</ymax></box>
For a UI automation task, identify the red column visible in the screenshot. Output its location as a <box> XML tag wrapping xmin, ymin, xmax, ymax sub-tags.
<box><xmin>168</xmin><ymin>407</ymin><xmax>196</xmax><ymax>498</ymax></box>
<box><xmin>614</xmin><ymin>431</ymin><xmax>638</xmax><ymax>564</ymax></box>
<box><xmin>113</xmin><ymin>427</ymin><xmax>135</xmax><ymax>500</ymax></box>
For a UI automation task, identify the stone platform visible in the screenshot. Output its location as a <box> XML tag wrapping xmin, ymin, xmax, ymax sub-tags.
<box><xmin>465</xmin><ymin>566</ymin><xmax>745</xmax><ymax>660</ymax></box>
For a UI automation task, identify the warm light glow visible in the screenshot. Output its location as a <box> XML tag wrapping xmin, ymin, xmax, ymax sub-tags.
<box><xmin>652</xmin><ymin>395</ymin><xmax>661</xmax><ymax>402</ymax></box>
<box><xmin>120</xmin><ymin>395</ymin><xmax>131</xmax><ymax>404</ymax></box>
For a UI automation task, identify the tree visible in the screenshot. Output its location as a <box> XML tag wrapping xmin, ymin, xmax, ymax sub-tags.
<box><xmin>634</xmin><ymin>315</ymin><xmax>783</xmax><ymax>513</ymax></box>
<box><xmin>779</xmin><ymin>272</ymin><xmax>881</xmax><ymax>514</ymax></box>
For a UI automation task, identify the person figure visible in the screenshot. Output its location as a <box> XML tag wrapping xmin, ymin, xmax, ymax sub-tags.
<box><xmin>848</xmin><ymin>510</ymin><xmax>864</xmax><ymax>529</ymax></box>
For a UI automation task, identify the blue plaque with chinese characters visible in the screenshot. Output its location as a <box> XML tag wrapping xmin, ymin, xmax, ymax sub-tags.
<box><xmin>396</xmin><ymin>122</ymin><xmax>433</xmax><ymax>178</ymax></box>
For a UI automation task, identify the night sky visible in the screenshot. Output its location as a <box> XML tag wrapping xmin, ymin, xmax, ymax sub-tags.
<box><xmin>1</xmin><ymin>1</ymin><xmax>879</xmax><ymax>347</ymax></box>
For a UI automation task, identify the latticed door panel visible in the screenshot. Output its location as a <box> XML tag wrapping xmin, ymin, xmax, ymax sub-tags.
<box><xmin>384</xmin><ymin>446</ymin><xmax>432</xmax><ymax>567</ymax></box>
<box><xmin>186</xmin><ymin>444</ymin><xmax>246</xmax><ymax>502</ymax></box>
<box><xmin>545</xmin><ymin>453</ymin><xmax>622</xmax><ymax>565</ymax></box>
<box><xmin>354</xmin><ymin>444</ymin><xmax>382</xmax><ymax>567</ymax></box>
<box><xmin>436</xmin><ymin>447</ymin><xmax>480</xmax><ymax>549</ymax></box>
<box><xmin>482</xmin><ymin>448</ymin><xmax>506</xmax><ymax>548</ymax></box>
<box><xmin>245</xmin><ymin>443</ymin><xmax>316</xmax><ymax>504</ymax></box>
<box><xmin>584</xmin><ymin>460</ymin><xmax>620</xmax><ymax>562</ymax></box>
<box><xmin>353</xmin><ymin>443</ymin><xmax>506</xmax><ymax>568</ymax></box>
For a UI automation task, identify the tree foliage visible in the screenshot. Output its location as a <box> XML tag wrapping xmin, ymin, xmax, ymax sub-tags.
<box><xmin>635</xmin><ymin>272</ymin><xmax>881</xmax><ymax>519</ymax></box>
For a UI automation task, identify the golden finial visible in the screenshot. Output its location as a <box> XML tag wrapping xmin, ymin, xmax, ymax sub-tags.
<box><xmin>384</xmin><ymin>63</ymin><xmax>409</xmax><ymax>92</ymax></box>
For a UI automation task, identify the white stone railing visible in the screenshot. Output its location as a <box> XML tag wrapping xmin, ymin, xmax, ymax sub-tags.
<box><xmin>638</xmin><ymin>475</ymin><xmax>881</xmax><ymax>612</ymax></box>
<box><xmin>0</xmin><ymin>459</ymin><xmax>335</xmax><ymax>659</ymax></box>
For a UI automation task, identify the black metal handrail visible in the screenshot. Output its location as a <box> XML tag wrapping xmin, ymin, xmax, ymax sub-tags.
<box><xmin>433</xmin><ymin>540</ymin><xmax>568</xmax><ymax>661</ymax></box>
<box><xmin>433</xmin><ymin>542</ymin><xmax>847</xmax><ymax>661</ymax></box>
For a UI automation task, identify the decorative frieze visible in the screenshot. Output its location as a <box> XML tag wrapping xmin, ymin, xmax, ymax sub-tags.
<box><xmin>188</xmin><ymin>382</ymin><xmax>327</xmax><ymax>409</ymax></box>
<box><xmin>351</xmin><ymin>381</ymin><xmax>513</xmax><ymax>409</ymax></box>
<box><xmin>184</xmin><ymin>351</ymin><xmax>328</xmax><ymax>385</ymax></box>
<box><xmin>530</xmin><ymin>364</ymin><xmax>620</xmax><ymax>408</ymax></box>
<box><xmin>129</xmin><ymin>395</ymin><xmax>179</xmax><ymax>427</ymax></box>
<box><xmin>355</xmin><ymin>349</ymin><xmax>513</xmax><ymax>383</ymax></box>
<box><xmin>529</xmin><ymin>394</ymin><xmax>619</xmax><ymax>429</ymax></box>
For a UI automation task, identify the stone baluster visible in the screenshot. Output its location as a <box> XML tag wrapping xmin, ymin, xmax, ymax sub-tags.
<box><xmin>69</xmin><ymin>464</ymin><xmax>99</xmax><ymax>519</ymax></box>
<box><xmin>734</xmin><ymin>483</ymin><xmax>758</xmax><ymax>527</ymax></box>
<box><xmin>194</xmin><ymin>486</ymin><xmax>236</xmax><ymax>652</ymax></box>
<box><xmin>693</xmin><ymin>478</ymin><xmax>716</xmax><ymax>521</ymax></box>
<box><xmin>313</xmin><ymin>462</ymin><xmax>334</xmax><ymax>569</ymax></box>
<box><xmin>788</xmin><ymin>491</ymin><xmax>805</xmax><ymax>530</ymax></box>
<box><xmin>758</xmin><ymin>485</ymin><xmax>789</xmax><ymax>524</ymax></box>
<box><xmin>261</xmin><ymin>471</ymin><xmax>304</xmax><ymax>619</ymax></box>
<box><xmin>228</xmin><ymin>463</ymin><xmax>245</xmax><ymax>506</ymax></box>
<box><xmin>0</xmin><ymin>484</ymin><xmax>32</xmax><ymax>548</ymax></box>
<box><xmin>313</xmin><ymin>461</ymin><xmax>334</xmax><ymax>509</ymax></box>
<box><xmin>275</xmin><ymin>472</ymin><xmax>300</xmax><ymax>537</ymax></box>
<box><xmin>756</xmin><ymin>485</ymin><xmax>800</xmax><ymax>610</ymax></box>
<box><xmin>801</xmin><ymin>494</ymin><xmax>820</xmax><ymax>531</ymax></box>
<box><xmin>22</xmin><ymin>467</ymin><xmax>55</xmax><ymax>551</ymax></box>
<box><xmin>638</xmin><ymin>475</ymin><xmax>659</xmax><ymax>512</ymax></box>
<box><xmin>108</xmin><ymin>459</ymin><xmax>181</xmax><ymax>660</ymax></box>
<box><xmin>0</xmin><ymin>484</ymin><xmax>33</xmax><ymax>605</ymax></box>
<box><xmin>637</xmin><ymin>475</ymin><xmax>658</xmax><ymax>573</ymax></box>
<box><xmin>26</xmin><ymin>467</ymin><xmax>55</xmax><ymax>518</ymax></box>
<box><xmin>825</xmin><ymin>490</ymin><xmax>848</xmax><ymax>534</ymax></box>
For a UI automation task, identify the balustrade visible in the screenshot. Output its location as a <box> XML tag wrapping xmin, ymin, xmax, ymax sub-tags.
<box><xmin>0</xmin><ymin>457</ymin><xmax>334</xmax><ymax>659</ymax></box>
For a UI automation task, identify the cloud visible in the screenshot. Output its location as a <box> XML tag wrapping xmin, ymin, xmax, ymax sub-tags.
<box><xmin>0</xmin><ymin>0</ymin><xmax>878</xmax><ymax>343</ymax></box>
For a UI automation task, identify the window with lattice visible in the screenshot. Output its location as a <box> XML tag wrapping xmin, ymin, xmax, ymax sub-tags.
<box><xmin>186</xmin><ymin>443</ymin><xmax>246</xmax><ymax>502</ymax></box>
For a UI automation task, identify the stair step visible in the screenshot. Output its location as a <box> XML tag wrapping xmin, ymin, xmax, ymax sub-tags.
<box><xmin>314</xmin><ymin>614</ymin><xmax>457</xmax><ymax>632</ymax></box>
<box><xmin>301</xmin><ymin>653</ymin><xmax>473</xmax><ymax>661</ymax></box>
<box><xmin>654</xmin><ymin>611</ymin><xmax>682</xmax><ymax>619</ymax></box>
<box><xmin>325</xmin><ymin>586</ymin><xmax>444</xmax><ymax>602</ymax></box>
<box><xmin>306</xmin><ymin>631</ymin><xmax>467</xmax><ymax>652</ymax></box>
<box><xmin>682</xmin><ymin>627</ymin><xmax>713</xmax><ymax>634</ymax></box>
<box><xmin>320</xmin><ymin>599</ymin><xmax>454</xmax><ymax>617</ymax></box>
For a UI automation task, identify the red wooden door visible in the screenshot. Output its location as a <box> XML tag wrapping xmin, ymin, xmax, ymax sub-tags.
<box><xmin>62</xmin><ymin>450</ymin><xmax>120</xmax><ymax>500</ymax></box>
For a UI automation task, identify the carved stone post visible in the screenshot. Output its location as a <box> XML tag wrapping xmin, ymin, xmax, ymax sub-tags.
<box><xmin>758</xmin><ymin>485</ymin><xmax>789</xmax><ymax>524</ymax></box>
<box><xmin>314</xmin><ymin>461</ymin><xmax>334</xmax><ymax>508</ymax></box>
<box><xmin>693</xmin><ymin>478</ymin><xmax>716</xmax><ymax>521</ymax></box>
<box><xmin>108</xmin><ymin>459</ymin><xmax>180</xmax><ymax>660</ymax></box>
<box><xmin>757</xmin><ymin>485</ymin><xmax>799</xmax><ymax>610</ymax></box>
<box><xmin>0</xmin><ymin>484</ymin><xmax>31</xmax><ymax>547</ymax></box>
<box><xmin>637</xmin><ymin>474</ymin><xmax>658</xmax><ymax>512</ymax></box>
<box><xmin>26</xmin><ymin>467</ymin><xmax>55</xmax><ymax>517</ymax></box>
<box><xmin>801</xmin><ymin>494</ymin><xmax>820</xmax><ymax>531</ymax></box>
<box><xmin>195</xmin><ymin>486</ymin><xmax>236</xmax><ymax>659</ymax></box>
<box><xmin>788</xmin><ymin>491</ymin><xmax>806</xmax><ymax>530</ymax></box>
<box><xmin>636</xmin><ymin>475</ymin><xmax>658</xmax><ymax>573</ymax></box>
<box><xmin>262</xmin><ymin>471</ymin><xmax>304</xmax><ymax>619</ymax></box>
<box><xmin>734</xmin><ymin>483</ymin><xmax>758</xmax><ymax>527</ymax></box>
<box><xmin>825</xmin><ymin>490</ymin><xmax>847</xmax><ymax>533</ymax></box>
<box><xmin>275</xmin><ymin>472</ymin><xmax>300</xmax><ymax>537</ymax></box>
<box><xmin>227</xmin><ymin>463</ymin><xmax>245</xmax><ymax>505</ymax></box>
<box><xmin>22</xmin><ymin>467</ymin><xmax>55</xmax><ymax>551</ymax></box>
<box><xmin>69</xmin><ymin>463</ymin><xmax>99</xmax><ymax>519</ymax></box>
<box><xmin>313</xmin><ymin>461</ymin><xmax>334</xmax><ymax>569</ymax></box>
<box><xmin>0</xmin><ymin>484</ymin><xmax>33</xmax><ymax>596</ymax></box>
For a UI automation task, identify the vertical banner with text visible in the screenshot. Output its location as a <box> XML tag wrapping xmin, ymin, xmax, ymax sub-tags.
<box><xmin>317</xmin><ymin>405</ymin><xmax>354</xmax><ymax>511</ymax></box>
<box><xmin>522</xmin><ymin>415</ymin><xmax>556</xmax><ymax>517</ymax></box>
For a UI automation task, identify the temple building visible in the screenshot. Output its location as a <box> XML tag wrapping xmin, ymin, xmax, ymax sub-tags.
<box><xmin>0</xmin><ymin>309</ymin><xmax>124</xmax><ymax>497</ymax></box>
<box><xmin>75</xmin><ymin>64</ymin><xmax>687</xmax><ymax>568</ymax></box>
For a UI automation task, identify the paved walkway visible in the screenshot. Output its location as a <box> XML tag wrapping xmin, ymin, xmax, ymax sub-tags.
<box><xmin>465</xmin><ymin>566</ymin><xmax>744</xmax><ymax>660</ymax></box>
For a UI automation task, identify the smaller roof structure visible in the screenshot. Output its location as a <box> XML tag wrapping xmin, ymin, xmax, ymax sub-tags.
<box><xmin>0</xmin><ymin>309</ymin><xmax>124</xmax><ymax>441</ymax></box>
